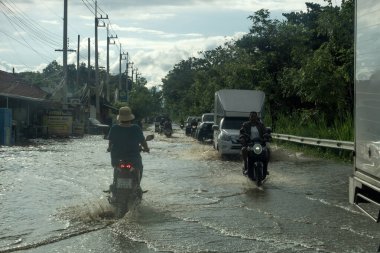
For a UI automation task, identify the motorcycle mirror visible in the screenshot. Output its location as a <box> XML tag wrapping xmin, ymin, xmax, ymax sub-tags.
<box><xmin>145</xmin><ymin>134</ymin><xmax>154</xmax><ymax>141</ymax></box>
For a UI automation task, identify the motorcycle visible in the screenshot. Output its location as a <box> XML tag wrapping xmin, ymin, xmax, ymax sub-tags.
<box><xmin>163</xmin><ymin>127</ymin><xmax>172</xmax><ymax>137</ymax></box>
<box><xmin>191</xmin><ymin>125</ymin><xmax>197</xmax><ymax>138</ymax></box>
<box><xmin>244</xmin><ymin>132</ymin><xmax>271</xmax><ymax>187</ymax></box>
<box><xmin>163</xmin><ymin>121</ymin><xmax>173</xmax><ymax>137</ymax></box>
<box><xmin>106</xmin><ymin>134</ymin><xmax>154</xmax><ymax>218</ymax></box>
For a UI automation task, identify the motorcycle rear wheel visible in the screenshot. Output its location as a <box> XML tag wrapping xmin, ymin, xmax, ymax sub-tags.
<box><xmin>115</xmin><ymin>201</ymin><xmax>129</xmax><ymax>218</ymax></box>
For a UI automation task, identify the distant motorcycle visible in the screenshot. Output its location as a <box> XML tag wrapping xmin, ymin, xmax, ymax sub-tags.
<box><xmin>163</xmin><ymin>121</ymin><xmax>173</xmax><ymax>137</ymax></box>
<box><xmin>106</xmin><ymin>135</ymin><xmax>154</xmax><ymax>218</ymax></box>
<box><xmin>244</xmin><ymin>133</ymin><xmax>271</xmax><ymax>187</ymax></box>
<box><xmin>163</xmin><ymin>127</ymin><xmax>172</xmax><ymax>137</ymax></box>
<box><xmin>191</xmin><ymin>125</ymin><xmax>197</xmax><ymax>138</ymax></box>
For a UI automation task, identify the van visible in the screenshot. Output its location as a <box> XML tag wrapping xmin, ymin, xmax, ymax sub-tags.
<box><xmin>213</xmin><ymin>117</ymin><xmax>248</xmax><ymax>156</ymax></box>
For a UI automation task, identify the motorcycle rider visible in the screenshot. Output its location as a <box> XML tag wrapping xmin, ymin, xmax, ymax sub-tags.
<box><xmin>190</xmin><ymin>118</ymin><xmax>198</xmax><ymax>137</ymax></box>
<box><xmin>164</xmin><ymin>119</ymin><xmax>172</xmax><ymax>131</ymax></box>
<box><xmin>107</xmin><ymin>106</ymin><xmax>150</xmax><ymax>182</ymax></box>
<box><xmin>239</xmin><ymin>111</ymin><xmax>269</xmax><ymax>176</ymax></box>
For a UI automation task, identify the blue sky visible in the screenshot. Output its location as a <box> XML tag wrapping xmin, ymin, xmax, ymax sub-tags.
<box><xmin>0</xmin><ymin>0</ymin><xmax>338</xmax><ymax>88</ymax></box>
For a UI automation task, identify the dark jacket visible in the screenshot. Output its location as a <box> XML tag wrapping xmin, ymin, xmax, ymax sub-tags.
<box><xmin>239</xmin><ymin>120</ymin><xmax>266</xmax><ymax>146</ymax></box>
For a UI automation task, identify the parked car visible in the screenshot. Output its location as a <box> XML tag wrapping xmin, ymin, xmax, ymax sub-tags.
<box><xmin>213</xmin><ymin>117</ymin><xmax>247</xmax><ymax>156</ymax></box>
<box><xmin>87</xmin><ymin>118</ymin><xmax>110</xmax><ymax>137</ymax></box>
<box><xmin>195</xmin><ymin>113</ymin><xmax>214</xmax><ymax>142</ymax></box>
<box><xmin>196</xmin><ymin>122</ymin><xmax>214</xmax><ymax>142</ymax></box>
<box><xmin>201</xmin><ymin>113</ymin><xmax>214</xmax><ymax>123</ymax></box>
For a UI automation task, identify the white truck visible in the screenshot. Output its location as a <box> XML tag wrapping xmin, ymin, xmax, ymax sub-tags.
<box><xmin>349</xmin><ymin>0</ymin><xmax>380</xmax><ymax>222</ymax></box>
<box><xmin>212</xmin><ymin>89</ymin><xmax>266</xmax><ymax>157</ymax></box>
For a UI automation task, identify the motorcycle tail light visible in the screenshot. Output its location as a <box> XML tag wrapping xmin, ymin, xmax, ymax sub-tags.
<box><xmin>119</xmin><ymin>163</ymin><xmax>133</xmax><ymax>170</ymax></box>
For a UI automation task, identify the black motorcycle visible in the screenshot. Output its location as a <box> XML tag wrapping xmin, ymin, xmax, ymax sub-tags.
<box><xmin>163</xmin><ymin>121</ymin><xmax>173</xmax><ymax>137</ymax></box>
<box><xmin>107</xmin><ymin>135</ymin><xmax>154</xmax><ymax>218</ymax></box>
<box><xmin>244</xmin><ymin>133</ymin><xmax>271</xmax><ymax>187</ymax></box>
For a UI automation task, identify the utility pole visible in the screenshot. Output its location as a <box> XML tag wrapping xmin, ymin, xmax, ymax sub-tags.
<box><xmin>135</xmin><ymin>67</ymin><xmax>138</xmax><ymax>86</ymax></box>
<box><xmin>55</xmin><ymin>0</ymin><xmax>75</xmax><ymax>107</ymax></box>
<box><xmin>119</xmin><ymin>47</ymin><xmax>127</xmax><ymax>91</ymax></box>
<box><xmin>87</xmin><ymin>38</ymin><xmax>91</xmax><ymax>110</ymax></box>
<box><xmin>88</xmin><ymin>38</ymin><xmax>91</xmax><ymax>83</ymax></box>
<box><xmin>118</xmin><ymin>47</ymin><xmax>127</xmax><ymax>102</ymax></box>
<box><xmin>131</xmin><ymin>63</ymin><xmax>134</xmax><ymax>85</ymax></box>
<box><xmin>125</xmin><ymin>53</ymin><xmax>129</xmax><ymax>91</ymax></box>
<box><xmin>94</xmin><ymin>0</ymin><xmax>108</xmax><ymax>120</ymax></box>
<box><xmin>122</xmin><ymin>53</ymin><xmax>129</xmax><ymax>102</ymax></box>
<box><xmin>63</xmin><ymin>0</ymin><xmax>68</xmax><ymax>106</ymax></box>
<box><xmin>106</xmin><ymin>24</ymin><xmax>116</xmax><ymax>102</ymax></box>
<box><xmin>77</xmin><ymin>34</ymin><xmax>80</xmax><ymax>88</ymax></box>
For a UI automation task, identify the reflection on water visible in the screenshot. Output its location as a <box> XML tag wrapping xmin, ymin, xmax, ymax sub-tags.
<box><xmin>0</xmin><ymin>129</ymin><xmax>379</xmax><ymax>253</ymax></box>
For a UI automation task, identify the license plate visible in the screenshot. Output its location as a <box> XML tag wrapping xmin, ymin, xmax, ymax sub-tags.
<box><xmin>116</xmin><ymin>178</ymin><xmax>133</xmax><ymax>189</ymax></box>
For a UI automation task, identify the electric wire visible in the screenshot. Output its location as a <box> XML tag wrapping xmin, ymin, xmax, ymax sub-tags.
<box><xmin>0</xmin><ymin>0</ymin><xmax>61</xmax><ymax>48</ymax></box>
<box><xmin>81</xmin><ymin>0</ymin><xmax>95</xmax><ymax>15</ymax></box>
<box><xmin>1</xmin><ymin>0</ymin><xmax>138</xmax><ymax>79</ymax></box>
<box><xmin>0</xmin><ymin>0</ymin><xmax>60</xmax><ymax>68</ymax></box>
<box><xmin>0</xmin><ymin>16</ymin><xmax>56</xmax><ymax>63</ymax></box>
<box><xmin>0</xmin><ymin>31</ymin><xmax>34</xmax><ymax>70</ymax></box>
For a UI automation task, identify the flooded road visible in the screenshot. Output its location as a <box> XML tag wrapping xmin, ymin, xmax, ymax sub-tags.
<box><xmin>0</xmin><ymin>125</ymin><xmax>379</xmax><ymax>253</ymax></box>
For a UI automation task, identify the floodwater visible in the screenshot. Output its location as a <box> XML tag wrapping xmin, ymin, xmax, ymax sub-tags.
<box><xmin>0</xmin><ymin>125</ymin><xmax>379</xmax><ymax>253</ymax></box>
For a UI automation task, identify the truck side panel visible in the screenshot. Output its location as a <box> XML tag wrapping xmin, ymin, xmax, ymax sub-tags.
<box><xmin>350</xmin><ymin>0</ymin><xmax>380</xmax><ymax>222</ymax></box>
<box><xmin>355</xmin><ymin>0</ymin><xmax>380</xmax><ymax>184</ymax></box>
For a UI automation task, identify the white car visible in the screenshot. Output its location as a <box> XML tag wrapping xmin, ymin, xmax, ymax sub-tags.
<box><xmin>213</xmin><ymin>117</ymin><xmax>247</xmax><ymax>157</ymax></box>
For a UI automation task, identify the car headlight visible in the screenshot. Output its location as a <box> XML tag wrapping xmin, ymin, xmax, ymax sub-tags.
<box><xmin>219</xmin><ymin>132</ymin><xmax>231</xmax><ymax>141</ymax></box>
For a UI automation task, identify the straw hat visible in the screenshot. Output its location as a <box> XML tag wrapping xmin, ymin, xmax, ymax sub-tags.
<box><xmin>117</xmin><ymin>106</ymin><xmax>135</xmax><ymax>122</ymax></box>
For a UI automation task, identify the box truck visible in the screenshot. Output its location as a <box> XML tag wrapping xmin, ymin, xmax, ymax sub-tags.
<box><xmin>349</xmin><ymin>0</ymin><xmax>380</xmax><ymax>222</ymax></box>
<box><xmin>212</xmin><ymin>89</ymin><xmax>265</xmax><ymax>157</ymax></box>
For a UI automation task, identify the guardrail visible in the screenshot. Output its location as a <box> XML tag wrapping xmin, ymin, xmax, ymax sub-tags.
<box><xmin>271</xmin><ymin>133</ymin><xmax>354</xmax><ymax>151</ymax></box>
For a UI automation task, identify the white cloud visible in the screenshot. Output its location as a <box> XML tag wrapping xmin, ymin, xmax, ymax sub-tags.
<box><xmin>114</xmin><ymin>32</ymin><xmax>244</xmax><ymax>88</ymax></box>
<box><xmin>0</xmin><ymin>0</ymin><xmax>341</xmax><ymax>90</ymax></box>
<box><xmin>127</xmin><ymin>13</ymin><xmax>176</xmax><ymax>21</ymax></box>
<box><xmin>40</xmin><ymin>20</ymin><xmax>60</xmax><ymax>25</ymax></box>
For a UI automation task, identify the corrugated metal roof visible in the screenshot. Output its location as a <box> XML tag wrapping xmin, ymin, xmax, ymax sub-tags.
<box><xmin>0</xmin><ymin>70</ymin><xmax>49</xmax><ymax>100</ymax></box>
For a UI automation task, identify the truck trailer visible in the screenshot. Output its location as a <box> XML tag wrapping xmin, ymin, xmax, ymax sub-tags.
<box><xmin>349</xmin><ymin>0</ymin><xmax>380</xmax><ymax>222</ymax></box>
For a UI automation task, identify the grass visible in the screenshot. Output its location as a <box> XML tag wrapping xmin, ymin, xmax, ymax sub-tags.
<box><xmin>271</xmin><ymin>110</ymin><xmax>354</xmax><ymax>163</ymax></box>
<box><xmin>273</xmin><ymin>140</ymin><xmax>354</xmax><ymax>163</ymax></box>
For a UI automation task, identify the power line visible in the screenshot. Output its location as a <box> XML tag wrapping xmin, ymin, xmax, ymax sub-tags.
<box><xmin>0</xmin><ymin>0</ymin><xmax>61</xmax><ymax>47</ymax></box>
<box><xmin>0</xmin><ymin>0</ymin><xmax>63</xmax><ymax>70</ymax></box>
<box><xmin>81</xmin><ymin>0</ymin><xmax>95</xmax><ymax>15</ymax></box>
<box><xmin>0</xmin><ymin>19</ymin><xmax>56</xmax><ymax>63</ymax></box>
<box><xmin>0</xmin><ymin>0</ymin><xmax>138</xmax><ymax>79</ymax></box>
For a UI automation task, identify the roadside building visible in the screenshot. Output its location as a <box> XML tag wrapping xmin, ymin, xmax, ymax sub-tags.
<box><xmin>0</xmin><ymin>70</ymin><xmax>59</xmax><ymax>144</ymax></box>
